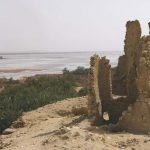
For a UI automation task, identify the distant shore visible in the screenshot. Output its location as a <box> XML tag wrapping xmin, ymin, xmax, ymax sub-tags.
<box><xmin>0</xmin><ymin>68</ymin><xmax>42</xmax><ymax>73</ymax></box>
<box><xmin>0</xmin><ymin>68</ymin><xmax>63</xmax><ymax>80</ymax></box>
<box><xmin>0</xmin><ymin>51</ymin><xmax>121</xmax><ymax>79</ymax></box>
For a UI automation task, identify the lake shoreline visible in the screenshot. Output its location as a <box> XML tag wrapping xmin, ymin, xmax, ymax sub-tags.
<box><xmin>0</xmin><ymin>68</ymin><xmax>42</xmax><ymax>73</ymax></box>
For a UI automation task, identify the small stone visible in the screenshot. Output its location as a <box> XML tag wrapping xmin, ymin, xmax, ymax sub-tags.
<box><xmin>2</xmin><ymin>128</ymin><xmax>16</xmax><ymax>135</ymax></box>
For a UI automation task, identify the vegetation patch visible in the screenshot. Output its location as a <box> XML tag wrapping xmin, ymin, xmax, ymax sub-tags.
<box><xmin>0</xmin><ymin>67</ymin><xmax>89</xmax><ymax>133</ymax></box>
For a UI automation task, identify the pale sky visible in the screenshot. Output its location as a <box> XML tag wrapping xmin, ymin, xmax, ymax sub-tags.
<box><xmin>0</xmin><ymin>0</ymin><xmax>150</xmax><ymax>53</ymax></box>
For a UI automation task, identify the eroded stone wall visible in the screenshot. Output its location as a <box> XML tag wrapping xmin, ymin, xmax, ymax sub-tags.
<box><xmin>124</xmin><ymin>20</ymin><xmax>141</xmax><ymax>102</ymax></box>
<box><xmin>88</xmin><ymin>55</ymin><xmax>102</xmax><ymax>118</ymax></box>
<box><xmin>88</xmin><ymin>55</ymin><xmax>112</xmax><ymax>123</ymax></box>
<box><xmin>112</xmin><ymin>20</ymin><xmax>141</xmax><ymax>98</ymax></box>
<box><xmin>115</xmin><ymin>36</ymin><xmax>150</xmax><ymax>132</ymax></box>
<box><xmin>99</xmin><ymin>57</ymin><xmax>112</xmax><ymax>106</ymax></box>
<box><xmin>88</xmin><ymin>20</ymin><xmax>150</xmax><ymax>132</ymax></box>
<box><xmin>137</xmin><ymin>36</ymin><xmax>150</xmax><ymax>98</ymax></box>
<box><xmin>112</xmin><ymin>55</ymin><xmax>127</xmax><ymax>95</ymax></box>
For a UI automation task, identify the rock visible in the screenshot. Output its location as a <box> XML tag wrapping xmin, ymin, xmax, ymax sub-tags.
<box><xmin>2</xmin><ymin>128</ymin><xmax>16</xmax><ymax>135</ymax></box>
<box><xmin>59</xmin><ymin>127</ymin><xmax>70</xmax><ymax>134</ymax></box>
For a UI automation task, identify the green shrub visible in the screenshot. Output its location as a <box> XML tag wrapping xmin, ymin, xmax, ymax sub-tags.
<box><xmin>0</xmin><ymin>66</ymin><xmax>89</xmax><ymax>133</ymax></box>
<box><xmin>0</xmin><ymin>76</ymin><xmax>78</xmax><ymax>133</ymax></box>
<box><xmin>78</xmin><ymin>87</ymin><xmax>88</xmax><ymax>96</ymax></box>
<box><xmin>71</xmin><ymin>66</ymin><xmax>89</xmax><ymax>75</ymax></box>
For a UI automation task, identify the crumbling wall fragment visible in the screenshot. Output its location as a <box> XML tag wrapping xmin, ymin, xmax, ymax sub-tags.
<box><xmin>114</xmin><ymin>28</ymin><xmax>150</xmax><ymax>133</ymax></box>
<box><xmin>88</xmin><ymin>55</ymin><xmax>113</xmax><ymax>123</ymax></box>
<box><xmin>112</xmin><ymin>55</ymin><xmax>127</xmax><ymax>95</ymax></box>
<box><xmin>88</xmin><ymin>55</ymin><xmax>102</xmax><ymax>119</ymax></box>
<box><xmin>88</xmin><ymin>20</ymin><xmax>150</xmax><ymax>133</ymax></box>
<box><xmin>124</xmin><ymin>20</ymin><xmax>142</xmax><ymax>102</ymax></box>
<box><xmin>137</xmin><ymin>36</ymin><xmax>150</xmax><ymax>98</ymax></box>
<box><xmin>88</xmin><ymin>55</ymin><xmax>128</xmax><ymax>124</ymax></box>
<box><xmin>99</xmin><ymin>57</ymin><xmax>112</xmax><ymax>106</ymax></box>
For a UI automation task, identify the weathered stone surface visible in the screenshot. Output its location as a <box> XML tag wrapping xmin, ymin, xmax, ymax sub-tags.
<box><xmin>88</xmin><ymin>54</ymin><xmax>128</xmax><ymax>124</ymax></box>
<box><xmin>115</xmin><ymin>34</ymin><xmax>150</xmax><ymax>133</ymax></box>
<box><xmin>124</xmin><ymin>20</ymin><xmax>141</xmax><ymax>102</ymax></box>
<box><xmin>116</xmin><ymin>100</ymin><xmax>150</xmax><ymax>133</ymax></box>
<box><xmin>112</xmin><ymin>55</ymin><xmax>127</xmax><ymax>95</ymax></box>
<box><xmin>137</xmin><ymin>36</ymin><xmax>150</xmax><ymax>98</ymax></box>
<box><xmin>88</xmin><ymin>54</ymin><xmax>102</xmax><ymax>118</ymax></box>
<box><xmin>88</xmin><ymin>20</ymin><xmax>150</xmax><ymax>132</ymax></box>
<box><xmin>99</xmin><ymin>57</ymin><xmax>112</xmax><ymax>104</ymax></box>
<box><xmin>2</xmin><ymin>128</ymin><xmax>16</xmax><ymax>135</ymax></box>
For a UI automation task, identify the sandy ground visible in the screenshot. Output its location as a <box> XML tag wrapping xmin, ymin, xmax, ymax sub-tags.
<box><xmin>0</xmin><ymin>96</ymin><xmax>150</xmax><ymax>150</ymax></box>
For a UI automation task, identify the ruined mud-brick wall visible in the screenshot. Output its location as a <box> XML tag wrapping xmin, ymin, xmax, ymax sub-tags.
<box><xmin>88</xmin><ymin>55</ymin><xmax>128</xmax><ymax>124</ymax></box>
<box><xmin>88</xmin><ymin>55</ymin><xmax>102</xmax><ymax>118</ymax></box>
<box><xmin>112</xmin><ymin>20</ymin><xmax>141</xmax><ymax>99</ymax></box>
<box><xmin>88</xmin><ymin>55</ymin><xmax>112</xmax><ymax>120</ymax></box>
<box><xmin>99</xmin><ymin>57</ymin><xmax>112</xmax><ymax>109</ymax></box>
<box><xmin>116</xmin><ymin>35</ymin><xmax>150</xmax><ymax>133</ymax></box>
<box><xmin>88</xmin><ymin>20</ymin><xmax>150</xmax><ymax>132</ymax></box>
<box><xmin>137</xmin><ymin>36</ymin><xmax>150</xmax><ymax>98</ymax></box>
<box><xmin>112</xmin><ymin>55</ymin><xmax>127</xmax><ymax>95</ymax></box>
<box><xmin>124</xmin><ymin>20</ymin><xmax>142</xmax><ymax>102</ymax></box>
<box><xmin>88</xmin><ymin>54</ymin><xmax>130</xmax><ymax>123</ymax></box>
<box><xmin>88</xmin><ymin>21</ymin><xmax>142</xmax><ymax>125</ymax></box>
<box><xmin>112</xmin><ymin>21</ymin><xmax>150</xmax><ymax>132</ymax></box>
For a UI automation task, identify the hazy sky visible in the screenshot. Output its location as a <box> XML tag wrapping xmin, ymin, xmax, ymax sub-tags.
<box><xmin>0</xmin><ymin>0</ymin><xmax>150</xmax><ymax>53</ymax></box>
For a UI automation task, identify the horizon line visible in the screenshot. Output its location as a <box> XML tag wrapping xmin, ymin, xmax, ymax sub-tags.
<box><xmin>0</xmin><ymin>50</ymin><xmax>122</xmax><ymax>55</ymax></box>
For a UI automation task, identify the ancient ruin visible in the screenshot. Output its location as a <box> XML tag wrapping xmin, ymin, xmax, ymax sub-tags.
<box><xmin>88</xmin><ymin>20</ymin><xmax>150</xmax><ymax>133</ymax></box>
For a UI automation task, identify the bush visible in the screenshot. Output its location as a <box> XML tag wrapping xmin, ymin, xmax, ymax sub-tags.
<box><xmin>62</xmin><ymin>66</ymin><xmax>89</xmax><ymax>87</ymax></box>
<box><xmin>78</xmin><ymin>87</ymin><xmax>88</xmax><ymax>96</ymax></box>
<box><xmin>0</xmin><ymin>75</ymin><xmax>78</xmax><ymax>133</ymax></box>
<box><xmin>71</xmin><ymin>66</ymin><xmax>89</xmax><ymax>75</ymax></box>
<box><xmin>0</xmin><ymin>66</ymin><xmax>89</xmax><ymax>133</ymax></box>
<box><xmin>62</xmin><ymin>67</ymin><xmax>70</xmax><ymax>75</ymax></box>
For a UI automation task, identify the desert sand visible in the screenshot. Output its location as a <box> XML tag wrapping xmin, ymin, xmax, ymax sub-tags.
<box><xmin>0</xmin><ymin>96</ymin><xmax>150</xmax><ymax>150</ymax></box>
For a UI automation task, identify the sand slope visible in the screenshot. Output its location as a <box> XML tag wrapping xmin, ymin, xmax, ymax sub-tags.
<box><xmin>0</xmin><ymin>96</ymin><xmax>150</xmax><ymax>150</ymax></box>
